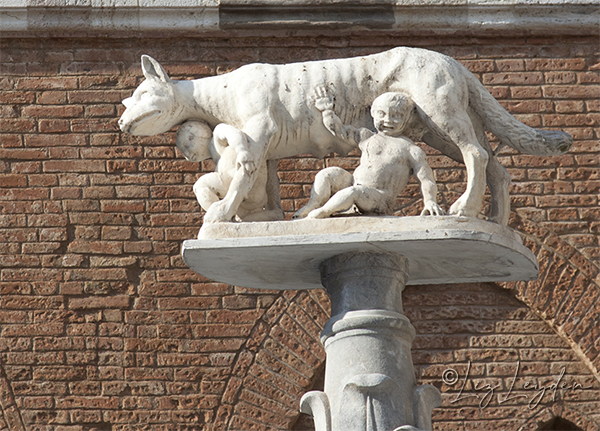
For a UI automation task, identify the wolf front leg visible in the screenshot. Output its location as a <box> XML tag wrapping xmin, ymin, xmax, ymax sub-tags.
<box><xmin>203</xmin><ymin>116</ymin><xmax>278</xmax><ymax>223</ymax></box>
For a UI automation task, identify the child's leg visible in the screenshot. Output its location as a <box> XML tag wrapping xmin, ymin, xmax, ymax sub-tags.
<box><xmin>308</xmin><ymin>185</ymin><xmax>390</xmax><ymax>218</ymax></box>
<box><xmin>352</xmin><ymin>186</ymin><xmax>393</xmax><ymax>215</ymax></box>
<box><xmin>193</xmin><ymin>173</ymin><xmax>229</xmax><ymax>213</ymax></box>
<box><xmin>293</xmin><ymin>167</ymin><xmax>352</xmax><ymax>219</ymax></box>
<box><xmin>237</xmin><ymin>164</ymin><xmax>284</xmax><ymax>222</ymax></box>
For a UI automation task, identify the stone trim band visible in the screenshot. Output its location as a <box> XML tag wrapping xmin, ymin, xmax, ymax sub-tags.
<box><xmin>2</xmin><ymin>1</ymin><xmax>598</xmax><ymax>35</ymax></box>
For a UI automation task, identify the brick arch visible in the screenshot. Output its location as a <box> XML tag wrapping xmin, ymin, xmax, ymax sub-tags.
<box><xmin>210</xmin><ymin>289</ymin><xmax>329</xmax><ymax>431</ymax></box>
<box><xmin>504</xmin><ymin>213</ymin><xmax>600</xmax><ymax>381</ymax></box>
<box><xmin>210</xmin><ymin>216</ymin><xmax>600</xmax><ymax>431</ymax></box>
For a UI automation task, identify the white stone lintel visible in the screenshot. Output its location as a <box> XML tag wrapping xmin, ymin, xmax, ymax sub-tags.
<box><xmin>0</xmin><ymin>2</ymin><xmax>220</xmax><ymax>33</ymax></box>
<box><xmin>182</xmin><ymin>216</ymin><xmax>539</xmax><ymax>291</ymax></box>
<box><xmin>1</xmin><ymin>0</ymin><xmax>597</xmax><ymax>35</ymax></box>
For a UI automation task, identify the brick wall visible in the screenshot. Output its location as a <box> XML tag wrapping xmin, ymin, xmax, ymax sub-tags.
<box><xmin>0</xmin><ymin>34</ymin><xmax>599</xmax><ymax>430</ymax></box>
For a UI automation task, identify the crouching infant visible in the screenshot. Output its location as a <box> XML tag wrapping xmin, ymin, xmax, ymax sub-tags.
<box><xmin>176</xmin><ymin>120</ymin><xmax>283</xmax><ymax>223</ymax></box>
<box><xmin>294</xmin><ymin>88</ymin><xmax>444</xmax><ymax>219</ymax></box>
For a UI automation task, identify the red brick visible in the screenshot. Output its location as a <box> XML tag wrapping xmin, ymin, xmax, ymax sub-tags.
<box><xmin>501</xmin><ymin>100</ymin><xmax>553</xmax><ymax>114</ymax></box>
<box><xmin>543</xmin><ymin>113</ymin><xmax>600</xmax><ymax>127</ymax></box>
<box><xmin>11</xmin><ymin>161</ymin><xmax>43</xmax><ymax>174</ymax></box>
<box><xmin>81</xmin><ymin>146</ymin><xmax>142</xmax><ymax>159</ymax></box>
<box><xmin>23</xmin><ymin>105</ymin><xmax>83</xmax><ymax>118</ymax></box>
<box><xmin>0</xmin><ymin>119</ymin><xmax>37</xmax><ymax>132</ymax></box>
<box><xmin>495</xmin><ymin>59</ymin><xmax>524</xmax><ymax>72</ymax></box>
<box><xmin>69</xmin><ymin>296</ymin><xmax>131</xmax><ymax>310</ymax></box>
<box><xmin>85</xmin><ymin>104</ymin><xmax>116</xmax><ymax>117</ymax></box>
<box><xmin>101</xmin><ymin>226</ymin><xmax>132</xmax><ymax>240</ymax></box>
<box><xmin>0</xmin><ymin>134</ymin><xmax>22</xmax><ymax>147</ymax></box>
<box><xmin>0</xmin><ymin>149</ymin><xmax>47</xmax><ymax>161</ymax></box>
<box><xmin>25</xmin><ymin>134</ymin><xmax>86</xmax><ymax>147</ymax></box>
<box><xmin>67</xmin><ymin>241</ymin><xmax>123</xmax><ymax>255</ymax></box>
<box><xmin>65</xmin><ymin>268</ymin><xmax>127</xmax><ymax>282</ymax></box>
<box><xmin>37</xmin><ymin>90</ymin><xmax>68</xmax><ymax>104</ymax></box>
<box><xmin>156</xmin><ymin>297</ymin><xmax>220</xmax><ymax>310</ymax></box>
<box><xmin>27</xmin><ymin>214</ymin><xmax>68</xmax><ymax>227</ymax></box>
<box><xmin>554</xmin><ymin>100</ymin><xmax>585</xmax><ymax>113</ymax></box>
<box><xmin>106</xmin><ymin>160</ymin><xmax>138</xmax><ymax>172</ymax></box>
<box><xmin>544</xmin><ymin>71</ymin><xmax>577</xmax><ymax>84</ymax></box>
<box><xmin>482</xmin><ymin>72</ymin><xmax>543</xmax><ymax>85</ymax></box>
<box><xmin>39</xmin><ymin>119</ymin><xmax>70</xmax><ymax>133</ymax></box>
<box><xmin>526</xmin><ymin>58</ymin><xmax>586</xmax><ymax>71</ymax></box>
<box><xmin>0</xmin><ymin>90</ymin><xmax>35</xmax><ymax>104</ymax></box>
<box><xmin>101</xmin><ymin>200</ymin><xmax>145</xmax><ymax>213</ymax></box>
<box><xmin>510</xmin><ymin>86</ymin><xmax>542</xmax><ymax>99</ymax></box>
<box><xmin>0</xmin><ymin>174</ymin><xmax>27</xmax><ymax>187</ymax></box>
<box><xmin>71</xmin><ymin>118</ymin><xmax>120</xmax><ymax>133</ymax></box>
<box><xmin>543</xmin><ymin>85</ymin><xmax>600</xmax><ymax>99</ymax></box>
<box><xmin>1</xmin><ymin>323</ymin><xmax>64</xmax><ymax>337</ymax></box>
<box><xmin>43</xmin><ymin>160</ymin><xmax>105</xmax><ymax>173</ymax></box>
<box><xmin>123</xmin><ymin>241</ymin><xmax>153</xmax><ymax>254</ymax></box>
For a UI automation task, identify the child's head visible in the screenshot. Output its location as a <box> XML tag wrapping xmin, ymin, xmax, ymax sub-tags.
<box><xmin>371</xmin><ymin>92</ymin><xmax>414</xmax><ymax>136</ymax></box>
<box><xmin>176</xmin><ymin>120</ymin><xmax>213</xmax><ymax>162</ymax></box>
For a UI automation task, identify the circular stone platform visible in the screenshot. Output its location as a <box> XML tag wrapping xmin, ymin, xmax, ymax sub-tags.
<box><xmin>182</xmin><ymin>216</ymin><xmax>538</xmax><ymax>290</ymax></box>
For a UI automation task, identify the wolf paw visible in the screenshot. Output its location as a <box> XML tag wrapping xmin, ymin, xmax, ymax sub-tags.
<box><xmin>449</xmin><ymin>196</ymin><xmax>479</xmax><ymax>218</ymax></box>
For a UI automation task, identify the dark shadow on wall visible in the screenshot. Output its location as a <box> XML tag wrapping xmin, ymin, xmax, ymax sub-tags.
<box><xmin>538</xmin><ymin>416</ymin><xmax>583</xmax><ymax>431</ymax></box>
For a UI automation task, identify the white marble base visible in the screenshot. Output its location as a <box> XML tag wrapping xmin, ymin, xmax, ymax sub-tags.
<box><xmin>182</xmin><ymin>216</ymin><xmax>538</xmax><ymax>290</ymax></box>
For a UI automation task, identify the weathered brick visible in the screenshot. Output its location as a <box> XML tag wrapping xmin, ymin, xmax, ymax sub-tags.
<box><xmin>43</xmin><ymin>160</ymin><xmax>105</xmax><ymax>173</ymax></box>
<box><xmin>69</xmin><ymin>295</ymin><xmax>131</xmax><ymax>310</ymax></box>
<box><xmin>543</xmin><ymin>85</ymin><xmax>600</xmax><ymax>99</ymax></box>
<box><xmin>495</xmin><ymin>59</ymin><xmax>524</xmax><ymax>72</ymax></box>
<box><xmin>23</xmin><ymin>105</ymin><xmax>84</xmax><ymax>118</ymax></box>
<box><xmin>67</xmin><ymin>241</ymin><xmax>123</xmax><ymax>255</ymax></box>
<box><xmin>482</xmin><ymin>72</ymin><xmax>543</xmax><ymax>85</ymax></box>
<box><xmin>525</xmin><ymin>58</ymin><xmax>586</xmax><ymax>71</ymax></box>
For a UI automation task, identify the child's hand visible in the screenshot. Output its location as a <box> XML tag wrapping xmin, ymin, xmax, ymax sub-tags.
<box><xmin>421</xmin><ymin>201</ymin><xmax>445</xmax><ymax>216</ymax></box>
<box><xmin>313</xmin><ymin>86</ymin><xmax>334</xmax><ymax>112</ymax></box>
<box><xmin>236</xmin><ymin>150</ymin><xmax>257</xmax><ymax>173</ymax></box>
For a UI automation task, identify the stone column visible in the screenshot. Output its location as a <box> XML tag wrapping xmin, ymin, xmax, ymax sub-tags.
<box><xmin>184</xmin><ymin>217</ymin><xmax>538</xmax><ymax>429</ymax></box>
<box><xmin>300</xmin><ymin>251</ymin><xmax>441</xmax><ymax>431</ymax></box>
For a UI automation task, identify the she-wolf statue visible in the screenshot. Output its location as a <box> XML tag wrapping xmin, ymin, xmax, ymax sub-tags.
<box><xmin>118</xmin><ymin>47</ymin><xmax>572</xmax><ymax>225</ymax></box>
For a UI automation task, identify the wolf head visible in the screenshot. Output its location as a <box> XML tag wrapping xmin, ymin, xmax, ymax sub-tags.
<box><xmin>119</xmin><ymin>55</ymin><xmax>182</xmax><ymax>136</ymax></box>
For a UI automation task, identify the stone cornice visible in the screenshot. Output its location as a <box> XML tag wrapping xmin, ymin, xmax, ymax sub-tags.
<box><xmin>1</xmin><ymin>0</ymin><xmax>598</xmax><ymax>36</ymax></box>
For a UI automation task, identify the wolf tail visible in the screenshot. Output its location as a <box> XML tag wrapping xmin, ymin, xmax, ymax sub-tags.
<box><xmin>465</xmin><ymin>68</ymin><xmax>572</xmax><ymax>156</ymax></box>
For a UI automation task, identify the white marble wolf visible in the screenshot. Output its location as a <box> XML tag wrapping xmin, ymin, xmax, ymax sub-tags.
<box><xmin>118</xmin><ymin>47</ymin><xmax>572</xmax><ymax>225</ymax></box>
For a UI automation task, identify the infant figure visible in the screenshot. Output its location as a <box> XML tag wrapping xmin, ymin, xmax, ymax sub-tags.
<box><xmin>294</xmin><ymin>89</ymin><xmax>444</xmax><ymax>219</ymax></box>
<box><xmin>177</xmin><ymin>121</ymin><xmax>283</xmax><ymax>222</ymax></box>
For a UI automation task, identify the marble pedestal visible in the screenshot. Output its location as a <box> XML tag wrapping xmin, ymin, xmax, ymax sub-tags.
<box><xmin>182</xmin><ymin>216</ymin><xmax>538</xmax><ymax>431</ymax></box>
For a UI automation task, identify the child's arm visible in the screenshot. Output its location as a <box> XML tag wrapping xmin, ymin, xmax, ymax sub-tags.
<box><xmin>409</xmin><ymin>145</ymin><xmax>445</xmax><ymax>216</ymax></box>
<box><xmin>314</xmin><ymin>87</ymin><xmax>373</xmax><ymax>146</ymax></box>
<box><xmin>213</xmin><ymin>123</ymin><xmax>256</xmax><ymax>174</ymax></box>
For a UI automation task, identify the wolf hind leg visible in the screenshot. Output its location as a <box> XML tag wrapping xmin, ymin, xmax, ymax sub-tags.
<box><xmin>486</xmin><ymin>157</ymin><xmax>511</xmax><ymax>225</ymax></box>
<box><xmin>468</xmin><ymin>108</ymin><xmax>511</xmax><ymax>225</ymax></box>
<box><xmin>424</xmin><ymin>109</ymin><xmax>489</xmax><ymax>218</ymax></box>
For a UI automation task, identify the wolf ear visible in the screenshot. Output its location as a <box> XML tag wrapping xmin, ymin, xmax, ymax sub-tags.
<box><xmin>141</xmin><ymin>55</ymin><xmax>171</xmax><ymax>83</ymax></box>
